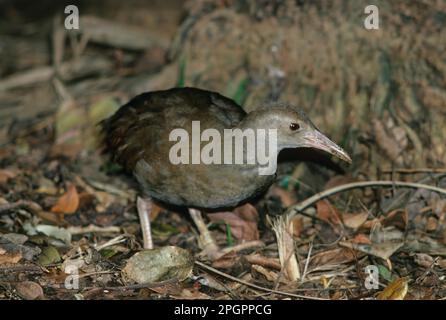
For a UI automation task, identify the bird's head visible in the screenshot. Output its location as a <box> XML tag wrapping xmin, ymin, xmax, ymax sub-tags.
<box><xmin>241</xmin><ymin>104</ymin><xmax>352</xmax><ymax>164</ymax></box>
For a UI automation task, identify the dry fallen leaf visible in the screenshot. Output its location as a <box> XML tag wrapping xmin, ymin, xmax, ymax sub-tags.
<box><xmin>413</xmin><ymin>253</ymin><xmax>434</xmax><ymax>268</ymax></box>
<box><xmin>267</xmin><ymin>186</ymin><xmax>296</xmax><ymax>207</ymax></box>
<box><xmin>316</xmin><ymin>200</ymin><xmax>342</xmax><ymax>226</ymax></box>
<box><xmin>291</xmin><ymin>217</ymin><xmax>304</xmax><ymax>238</ymax></box>
<box><xmin>0</xmin><ymin>249</ymin><xmax>22</xmax><ymax>264</ymax></box>
<box><xmin>342</xmin><ymin>212</ymin><xmax>369</xmax><ymax>230</ymax></box>
<box><xmin>15</xmin><ymin>281</ymin><xmax>44</xmax><ymax>300</ymax></box>
<box><xmin>208</xmin><ymin>204</ymin><xmax>259</xmax><ymax>241</ymax></box>
<box><xmin>0</xmin><ymin>168</ymin><xmax>18</xmax><ymax>185</ymax></box>
<box><xmin>377</xmin><ymin>277</ymin><xmax>409</xmax><ymax>300</ymax></box>
<box><xmin>351</xmin><ymin>233</ymin><xmax>372</xmax><ymax>244</ymax></box>
<box><xmin>382</xmin><ymin>209</ymin><xmax>408</xmax><ymax>230</ymax></box>
<box><xmin>308</xmin><ymin>247</ymin><xmax>361</xmax><ymax>270</ymax></box>
<box><xmin>51</xmin><ymin>184</ymin><xmax>79</xmax><ymax>214</ymax></box>
<box><xmin>251</xmin><ymin>264</ymin><xmax>280</xmax><ymax>282</ymax></box>
<box><xmin>340</xmin><ymin>240</ymin><xmax>404</xmax><ymax>261</ymax></box>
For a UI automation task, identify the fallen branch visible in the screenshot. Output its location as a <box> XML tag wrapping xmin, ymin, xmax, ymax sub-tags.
<box><xmin>218</xmin><ymin>240</ymin><xmax>265</xmax><ymax>257</ymax></box>
<box><xmin>0</xmin><ymin>200</ymin><xmax>42</xmax><ymax>215</ymax></box>
<box><xmin>285</xmin><ymin>180</ymin><xmax>446</xmax><ymax>219</ymax></box>
<box><xmin>195</xmin><ymin>261</ymin><xmax>325</xmax><ymax>300</ymax></box>
<box><xmin>0</xmin><ymin>56</ymin><xmax>111</xmax><ymax>92</ymax></box>
<box><xmin>67</xmin><ymin>225</ymin><xmax>121</xmax><ymax>235</ymax></box>
<box><xmin>75</xmin><ymin>16</ymin><xmax>169</xmax><ymax>50</ymax></box>
<box><xmin>382</xmin><ymin>168</ymin><xmax>446</xmax><ymax>174</ymax></box>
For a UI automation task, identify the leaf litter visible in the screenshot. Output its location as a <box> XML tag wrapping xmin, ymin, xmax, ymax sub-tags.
<box><xmin>0</xmin><ymin>0</ymin><xmax>446</xmax><ymax>300</ymax></box>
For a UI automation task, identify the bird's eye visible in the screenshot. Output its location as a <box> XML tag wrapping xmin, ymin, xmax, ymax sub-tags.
<box><xmin>289</xmin><ymin>123</ymin><xmax>300</xmax><ymax>131</ymax></box>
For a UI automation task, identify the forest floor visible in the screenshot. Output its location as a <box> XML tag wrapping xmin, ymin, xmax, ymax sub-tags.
<box><xmin>1</xmin><ymin>1</ymin><xmax>446</xmax><ymax>300</ymax></box>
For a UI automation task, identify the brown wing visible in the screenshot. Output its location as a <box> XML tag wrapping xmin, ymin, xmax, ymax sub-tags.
<box><xmin>99</xmin><ymin>87</ymin><xmax>247</xmax><ymax>172</ymax></box>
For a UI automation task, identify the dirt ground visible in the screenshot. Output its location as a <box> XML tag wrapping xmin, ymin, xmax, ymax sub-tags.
<box><xmin>0</xmin><ymin>0</ymin><xmax>446</xmax><ymax>300</ymax></box>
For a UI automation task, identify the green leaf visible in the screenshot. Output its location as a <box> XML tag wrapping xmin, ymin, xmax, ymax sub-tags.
<box><xmin>176</xmin><ymin>57</ymin><xmax>186</xmax><ymax>88</ymax></box>
<box><xmin>378</xmin><ymin>264</ymin><xmax>394</xmax><ymax>282</ymax></box>
<box><xmin>38</xmin><ymin>246</ymin><xmax>61</xmax><ymax>266</ymax></box>
<box><xmin>225</xmin><ymin>223</ymin><xmax>234</xmax><ymax>247</ymax></box>
<box><xmin>232</xmin><ymin>78</ymin><xmax>249</xmax><ymax>105</ymax></box>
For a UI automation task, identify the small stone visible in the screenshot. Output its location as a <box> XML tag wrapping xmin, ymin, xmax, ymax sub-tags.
<box><xmin>122</xmin><ymin>246</ymin><xmax>194</xmax><ymax>284</ymax></box>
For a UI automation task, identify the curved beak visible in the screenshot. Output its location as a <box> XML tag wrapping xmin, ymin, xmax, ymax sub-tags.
<box><xmin>301</xmin><ymin>130</ymin><xmax>352</xmax><ymax>164</ymax></box>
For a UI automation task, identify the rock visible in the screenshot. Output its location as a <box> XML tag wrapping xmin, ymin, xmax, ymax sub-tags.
<box><xmin>122</xmin><ymin>246</ymin><xmax>194</xmax><ymax>284</ymax></box>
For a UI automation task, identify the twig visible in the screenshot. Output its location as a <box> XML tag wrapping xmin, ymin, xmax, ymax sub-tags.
<box><xmin>244</xmin><ymin>254</ymin><xmax>281</xmax><ymax>270</ymax></box>
<box><xmin>85</xmin><ymin>178</ymin><xmax>134</xmax><ymax>200</ymax></box>
<box><xmin>382</xmin><ymin>168</ymin><xmax>446</xmax><ymax>174</ymax></box>
<box><xmin>301</xmin><ymin>242</ymin><xmax>313</xmax><ymax>283</ymax></box>
<box><xmin>79</xmin><ymin>278</ymin><xmax>178</xmax><ymax>291</ymax></box>
<box><xmin>0</xmin><ymin>57</ymin><xmax>111</xmax><ymax>92</ymax></box>
<box><xmin>94</xmin><ymin>235</ymin><xmax>127</xmax><ymax>251</ymax></box>
<box><xmin>0</xmin><ymin>265</ymin><xmax>44</xmax><ymax>273</ymax></box>
<box><xmin>286</xmin><ymin>180</ymin><xmax>446</xmax><ymax>219</ymax></box>
<box><xmin>67</xmin><ymin>224</ymin><xmax>121</xmax><ymax>235</ymax></box>
<box><xmin>195</xmin><ymin>261</ymin><xmax>326</xmax><ymax>300</ymax></box>
<box><xmin>0</xmin><ymin>200</ymin><xmax>42</xmax><ymax>214</ymax></box>
<box><xmin>73</xmin><ymin>16</ymin><xmax>168</xmax><ymax>50</ymax></box>
<box><xmin>218</xmin><ymin>240</ymin><xmax>265</xmax><ymax>256</ymax></box>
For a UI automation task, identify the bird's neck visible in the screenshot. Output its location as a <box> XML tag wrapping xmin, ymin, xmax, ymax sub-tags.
<box><xmin>230</xmin><ymin>113</ymin><xmax>279</xmax><ymax>177</ymax></box>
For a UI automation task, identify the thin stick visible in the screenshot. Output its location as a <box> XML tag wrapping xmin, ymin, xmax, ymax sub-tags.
<box><xmin>382</xmin><ymin>168</ymin><xmax>446</xmax><ymax>174</ymax></box>
<box><xmin>195</xmin><ymin>261</ymin><xmax>327</xmax><ymax>300</ymax></box>
<box><xmin>219</xmin><ymin>240</ymin><xmax>264</xmax><ymax>255</ymax></box>
<box><xmin>82</xmin><ymin>278</ymin><xmax>178</xmax><ymax>291</ymax></box>
<box><xmin>0</xmin><ymin>200</ymin><xmax>42</xmax><ymax>214</ymax></box>
<box><xmin>286</xmin><ymin>180</ymin><xmax>446</xmax><ymax>219</ymax></box>
<box><xmin>301</xmin><ymin>242</ymin><xmax>313</xmax><ymax>283</ymax></box>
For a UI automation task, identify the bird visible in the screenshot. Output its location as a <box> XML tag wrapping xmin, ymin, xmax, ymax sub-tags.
<box><xmin>100</xmin><ymin>87</ymin><xmax>351</xmax><ymax>257</ymax></box>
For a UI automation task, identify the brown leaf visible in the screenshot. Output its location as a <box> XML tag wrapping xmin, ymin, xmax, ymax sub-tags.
<box><xmin>377</xmin><ymin>277</ymin><xmax>408</xmax><ymax>300</ymax></box>
<box><xmin>0</xmin><ymin>249</ymin><xmax>22</xmax><ymax>264</ymax></box>
<box><xmin>323</xmin><ymin>174</ymin><xmax>355</xmax><ymax>190</ymax></box>
<box><xmin>244</xmin><ymin>254</ymin><xmax>281</xmax><ymax>270</ymax></box>
<box><xmin>233</xmin><ymin>203</ymin><xmax>258</xmax><ymax>223</ymax></box>
<box><xmin>414</xmin><ymin>253</ymin><xmax>434</xmax><ymax>268</ymax></box>
<box><xmin>291</xmin><ymin>217</ymin><xmax>304</xmax><ymax>238</ymax></box>
<box><xmin>211</xmin><ymin>252</ymin><xmax>240</xmax><ymax>270</ymax></box>
<box><xmin>382</xmin><ymin>209</ymin><xmax>408</xmax><ymax>230</ymax></box>
<box><xmin>208</xmin><ymin>205</ymin><xmax>259</xmax><ymax>242</ymax></box>
<box><xmin>351</xmin><ymin>233</ymin><xmax>371</xmax><ymax>244</ymax></box>
<box><xmin>316</xmin><ymin>200</ymin><xmax>342</xmax><ymax>226</ymax></box>
<box><xmin>342</xmin><ymin>212</ymin><xmax>369</xmax><ymax>230</ymax></box>
<box><xmin>267</xmin><ymin>186</ymin><xmax>296</xmax><ymax>207</ymax></box>
<box><xmin>340</xmin><ymin>239</ymin><xmax>404</xmax><ymax>260</ymax></box>
<box><xmin>14</xmin><ymin>281</ymin><xmax>44</xmax><ymax>300</ymax></box>
<box><xmin>50</xmin><ymin>184</ymin><xmax>79</xmax><ymax>214</ymax></box>
<box><xmin>438</xmin><ymin>259</ymin><xmax>446</xmax><ymax>269</ymax></box>
<box><xmin>0</xmin><ymin>168</ymin><xmax>18</xmax><ymax>185</ymax></box>
<box><xmin>309</xmin><ymin>248</ymin><xmax>360</xmax><ymax>269</ymax></box>
<box><xmin>251</xmin><ymin>264</ymin><xmax>280</xmax><ymax>282</ymax></box>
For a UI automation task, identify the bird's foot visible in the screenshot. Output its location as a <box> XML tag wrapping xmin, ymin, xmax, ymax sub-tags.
<box><xmin>188</xmin><ymin>208</ymin><xmax>221</xmax><ymax>260</ymax></box>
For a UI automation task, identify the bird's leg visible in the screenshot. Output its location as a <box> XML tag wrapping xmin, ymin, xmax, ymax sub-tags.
<box><xmin>188</xmin><ymin>208</ymin><xmax>219</xmax><ymax>258</ymax></box>
<box><xmin>136</xmin><ymin>196</ymin><xmax>153</xmax><ymax>249</ymax></box>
